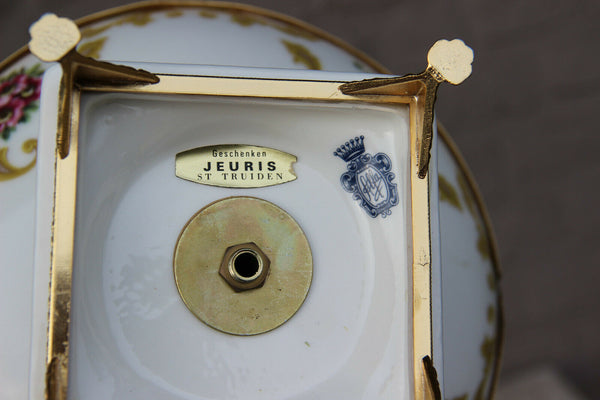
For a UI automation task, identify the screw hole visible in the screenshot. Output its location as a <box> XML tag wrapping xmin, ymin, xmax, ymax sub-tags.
<box><xmin>232</xmin><ymin>250</ymin><xmax>261</xmax><ymax>280</ymax></box>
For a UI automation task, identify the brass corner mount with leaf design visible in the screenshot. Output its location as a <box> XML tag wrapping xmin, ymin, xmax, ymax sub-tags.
<box><xmin>340</xmin><ymin>38</ymin><xmax>473</xmax><ymax>179</ymax></box>
<box><xmin>29</xmin><ymin>13</ymin><xmax>159</xmax><ymax>159</ymax></box>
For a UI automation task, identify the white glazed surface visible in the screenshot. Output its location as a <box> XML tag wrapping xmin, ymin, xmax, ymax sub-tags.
<box><xmin>0</xmin><ymin>55</ymin><xmax>42</xmax><ymax>400</ymax></box>
<box><xmin>438</xmin><ymin>141</ymin><xmax>500</xmax><ymax>400</ymax></box>
<box><xmin>72</xmin><ymin>94</ymin><xmax>410</xmax><ymax>399</ymax></box>
<box><xmin>73</xmin><ymin>9</ymin><xmax>373</xmax><ymax>72</ymax></box>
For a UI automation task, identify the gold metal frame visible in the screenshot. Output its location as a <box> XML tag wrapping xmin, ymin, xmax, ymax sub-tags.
<box><xmin>46</xmin><ymin>73</ymin><xmax>437</xmax><ymax>399</ymax></box>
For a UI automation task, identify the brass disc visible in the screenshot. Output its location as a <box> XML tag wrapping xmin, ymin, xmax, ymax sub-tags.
<box><xmin>173</xmin><ymin>196</ymin><xmax>313</xmax><ymax>335</ymax></box>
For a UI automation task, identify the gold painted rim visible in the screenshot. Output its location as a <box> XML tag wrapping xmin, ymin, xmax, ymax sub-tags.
<box><xmin>0</xmin><ymin>1</ymin><xmax>502</xmax><ymax>397</ymax></box>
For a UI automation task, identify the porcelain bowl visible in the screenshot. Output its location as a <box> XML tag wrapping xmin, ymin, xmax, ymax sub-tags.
<box><xmin>0</xmin><ymin>3</ymin><xmax>501</xmax><ymax>400</ymax></box>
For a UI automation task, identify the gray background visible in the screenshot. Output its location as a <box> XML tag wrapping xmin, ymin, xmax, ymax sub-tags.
<box><xmin>1</xmin><ymin>0</ymin><xmax>598</xmax><ymax>398</ymax></box>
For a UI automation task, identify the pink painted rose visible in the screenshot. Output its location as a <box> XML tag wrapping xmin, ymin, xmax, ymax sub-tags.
<box><xmin>13</xmin><ymin>74</ymin><xmax>42</xmax><ymax>105</ymax></box>
<box><xmin>0</xmin><ymin>97</ymin><xmax>26</xmax><ymax>136</ymax></box>
<box><xmin>0</xmin><ymin>65</ymin><xmax>44</xmax><ymax>139</ymax></box>
<box><xmin>0</xmin><ymin>79</ymin><xmax>14</xmax><ymax>107</ymax></box>
<box><xmin>0</xmin><ymin>73</ymin><xmax>42</xmax><ymax>108</ymax></box>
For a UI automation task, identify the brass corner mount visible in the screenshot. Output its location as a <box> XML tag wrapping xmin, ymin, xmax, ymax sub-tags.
<box><xmin>28</xmin><ymin>14</ymin><xmax>159</xmax><ymax>159</ymax></box>
<box><xmin>340</xmin><ymin>39</ymin><xmax>474</xmax><ymax>179</ymax></box>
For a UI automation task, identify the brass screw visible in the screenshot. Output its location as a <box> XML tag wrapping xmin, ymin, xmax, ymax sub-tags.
<box><xmin>219</xmin><ymin>243</ymin><xmax>270</xmax><ymax>292</ymax></box>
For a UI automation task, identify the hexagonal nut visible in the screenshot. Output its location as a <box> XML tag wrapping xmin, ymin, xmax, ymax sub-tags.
<box><xmin>219</xmin><ymin>242</ymin><xmax>270</xmax><ymax>292</ymax></box>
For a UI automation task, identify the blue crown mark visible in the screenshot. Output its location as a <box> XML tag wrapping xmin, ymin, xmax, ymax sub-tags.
<box><xmin>333</xmin><ymin>135</ymin><xmax>365</xmax><ymax>162</ymax></box>
<box><xmin>333</xmin><ymin>135</ymin><xmax>399</xmax><ymax>219</ymax></box>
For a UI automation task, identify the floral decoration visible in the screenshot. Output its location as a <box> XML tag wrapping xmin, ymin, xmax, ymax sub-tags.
<box><xmin>0</xmin><ymin>64</ymin><xmax>43</xmax><ymax>141</ymax></box>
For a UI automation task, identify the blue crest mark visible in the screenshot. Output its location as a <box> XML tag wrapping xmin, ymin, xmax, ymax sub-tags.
<box><xmin>334</xmin><ymin>135</ymin><xmax>399</xmax><ymax>218</ymax></box>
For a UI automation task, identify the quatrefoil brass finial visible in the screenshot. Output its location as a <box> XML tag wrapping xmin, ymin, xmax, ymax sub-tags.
<box><xmin>29</xmin><ymin>14</ymin><xmax>81</xmax><ymax>62</ymax></box>
<box><xmin>427</xmin><ymin>39</ymin><xmax>473</xmax><ymax>85</ymax></box>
